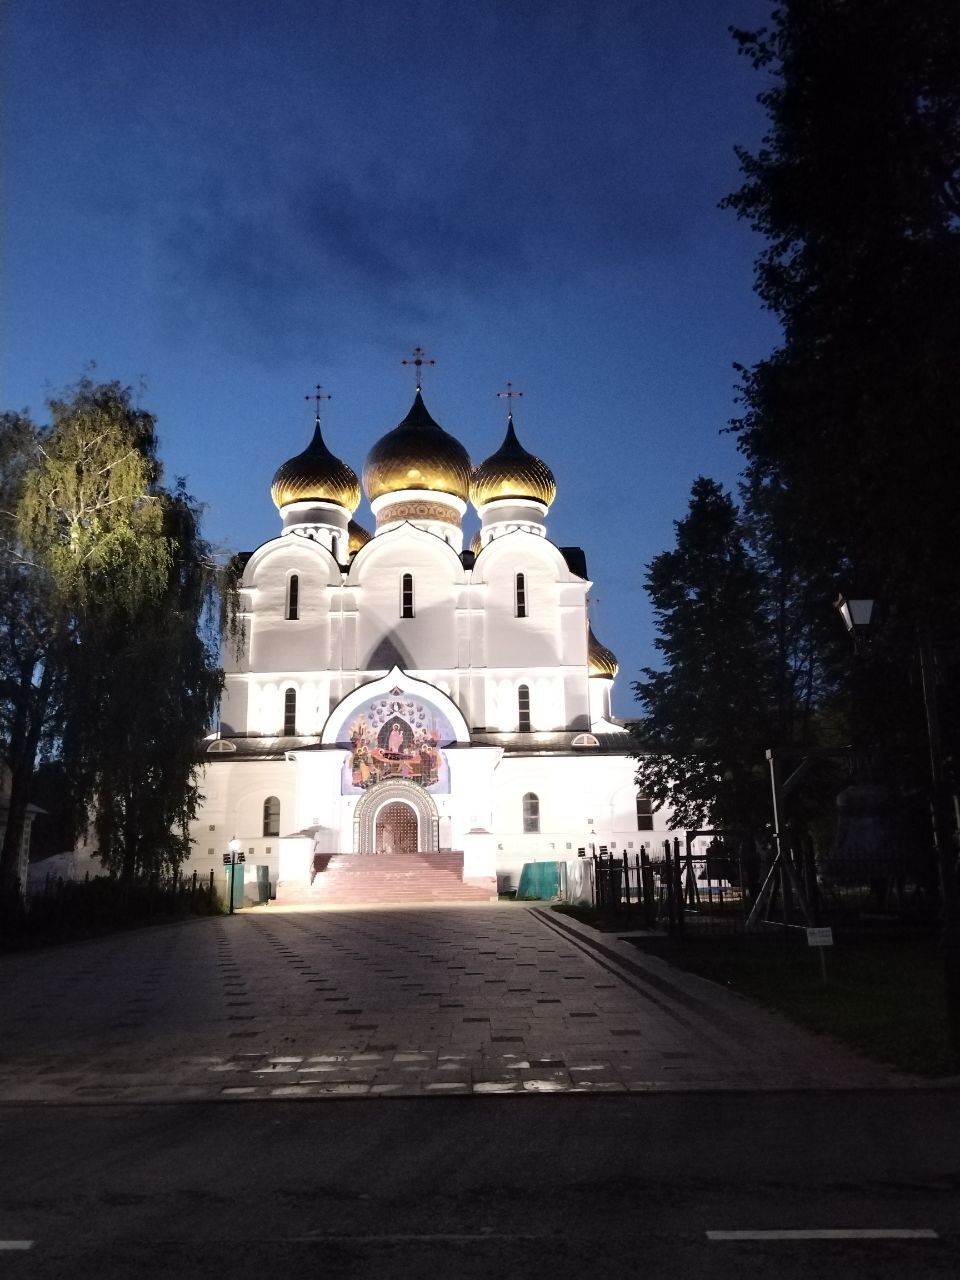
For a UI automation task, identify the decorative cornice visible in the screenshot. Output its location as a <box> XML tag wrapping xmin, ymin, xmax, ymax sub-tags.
<box><xmin>377</xmin><ymin>499</ymin><xmax>461</xmax><ymax>526</ymax></box>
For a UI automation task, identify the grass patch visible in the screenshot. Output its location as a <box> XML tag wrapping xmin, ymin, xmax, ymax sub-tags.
<box><xmin>552</xmin><ymin>902</ymin><xmax>653</xmax><ymax>933</ymax></box>
<box><xmin>628</xmin><ymin>932</ymin><xmax>960</xmax><ymax>1077</ymax></box>
<box><xmin>552</xmin><ymin>901</ymin><xmax>650</xmax><ymax>931</ymax></box>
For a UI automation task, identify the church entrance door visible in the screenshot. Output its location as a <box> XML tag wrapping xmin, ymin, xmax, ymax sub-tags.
<box><xmin>376</xmin><ymin>801</ymin><xmax>419</xmax><ymax>855</ymax></box>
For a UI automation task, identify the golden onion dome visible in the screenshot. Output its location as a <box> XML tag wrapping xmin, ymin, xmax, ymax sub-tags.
<box><xmin>347</xmin><ymin>519</ymin><xmax>372</xmax><ymax>555</ymax></box>
<box><xmin>470</xmin><ymin>414</ymin><xmax>557</xmax><ymax>510</ymax></box>
<box><xmin>363</xmin><ymin>391</ymin><xmax>472</xmax><ymax>503</ymax></box>
<box><xmin>271</xmin><ymin>419</ymin><xmax>361</xmax><ymax>512</ymax></box>
<box><xmin>587</xmin><ymin>624</ymin><xmax>619</xmax><ymax>679</ymax></box>
<box><xmin>469</xmin><ymin>529</ymin><xmax>482</xmax><ymax>556</ymax></box>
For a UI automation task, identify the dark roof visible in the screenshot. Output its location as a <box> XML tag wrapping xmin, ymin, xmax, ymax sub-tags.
<box><xmin>204</xmin><ymin>735</ymin><xmax>323</xmax><ymax>761</ymax></box>
<box><xmin>559</xmin><ymin>546</ymin><xmax>588</xmax><ymax>578</ymax></box>
<box><xmin>464</xmin><ymin>730</ymin><xmax>632</xmax><ymax>756</ymax></box>
<box><xmin>206</xmin><ymin>728</ymin><xmax>635</xmax><ymax>761</ymax></box>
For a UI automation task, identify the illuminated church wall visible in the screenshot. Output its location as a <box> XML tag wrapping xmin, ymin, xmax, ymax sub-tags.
<box><xmin>350</xmin><ymin>529</ymin><xmax>463</xmax><ymax>673</ymax></box>
<box><xmin>190</xmin><ymin>380</ymin><xmax>643</xmax><ymax>893</ymax></box>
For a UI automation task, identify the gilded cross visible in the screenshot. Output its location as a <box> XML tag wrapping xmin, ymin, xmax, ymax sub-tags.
<box><xmin>402</xmin><ymin>346</ymin><xmax>436</xmax><ymax>391</ymax></box>
<box><xmin>496</xmin><ymin>381</ymin><xmax>524</xmax><ymax>415</ymax></box>
<box><xmin>305</xmin><ymin>384</ymin><xmax>332</xmax><ymax>420</ymax></box>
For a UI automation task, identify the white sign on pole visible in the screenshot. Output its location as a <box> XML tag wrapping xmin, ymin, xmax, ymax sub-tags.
<box><xmin>806</xmin><ymin>926</ymin><xmax>834</xmax><ymax>947</ymax></box>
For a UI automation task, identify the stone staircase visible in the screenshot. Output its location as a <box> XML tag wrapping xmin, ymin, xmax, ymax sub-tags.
<box><xmin>276</xmin><ymin>852</ymin><xmax>497</xmax><ymax>906</ymax></box>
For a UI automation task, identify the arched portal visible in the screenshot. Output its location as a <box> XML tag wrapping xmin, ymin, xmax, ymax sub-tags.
<box><xmin>354</xmin><ymin>779</ymin><xmax>440</xmax><ymax>855</ymax></box>
<box><xmin>376</xmin><ymin>801</ymin><xmax>418</xmax><ymax>855</ymax></box>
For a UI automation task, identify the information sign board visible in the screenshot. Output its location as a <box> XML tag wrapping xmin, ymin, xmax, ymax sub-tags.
<box><xmin>806</xmin><ymin>926</ymin><xmax>834</xmax><ymax>947</ymax></box>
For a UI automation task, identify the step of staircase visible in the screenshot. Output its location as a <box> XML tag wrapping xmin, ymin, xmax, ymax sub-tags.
<box><xmin>275</xmin><ymin>852</ymin><xmax>497</xmax><ymax>906</ymax></box>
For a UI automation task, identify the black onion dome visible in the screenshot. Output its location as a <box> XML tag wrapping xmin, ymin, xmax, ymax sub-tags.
<box><xmin>347</xmin><ymin>519</ymin><xmax>372</xmax><ymax>554</ymax></box>
<box><xmin>271</xmin><ymin>421</ymin><xmax>361</xmax><ymax>511</ymax></box>
<box><xmin>587</xmin><ymin>624</ymin><xmax>619</xmax><ymax>678</ymax></box>
<box><xmin>470</xmin><ymin>415</ymin><xmax>557</xmax><ymax>509</ymax></box>
<box><xmin>363</xmin><ymin>391</ymin><xmax>472</xmax><ymax>502</ymax></box>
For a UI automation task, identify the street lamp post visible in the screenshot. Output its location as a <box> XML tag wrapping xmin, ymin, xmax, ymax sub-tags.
<box><xmin>835</xmin><ymin>594</ymin><xmax>875</xmax><ymax>641</ymax></box>
<box><xmin>836</xmin><ymin>594</ymin><xmax>960</xmax><ymax>1050</ymax></box>
<box><xmin>223</xmin><ymin>837</ymin><xmax>245</xmax><ymax>915</ymax></box>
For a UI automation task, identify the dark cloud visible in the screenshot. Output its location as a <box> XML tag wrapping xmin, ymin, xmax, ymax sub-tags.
<box><xmin>113</xmin><ymin>0</ymin><xmax>773</xmax><ymax>358</ymax></box>
<box><xmin>156</xmin><ymin>105</ymin><xmax>695</xmax><ymax>359</ymax></box>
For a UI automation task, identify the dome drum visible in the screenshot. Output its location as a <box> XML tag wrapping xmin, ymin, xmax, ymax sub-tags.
<box><xmin>477</xmin><ymin>496</ymin><xmax>548</xmax><ymax>520</ymax></box>
<box><xmin>280</xmin><ymin>500</ymin><xmax>350</xmax><ymax>536</ymax></box>
<box><xmin>372</xmin><ymin>488</ymin><xmax>466</xmax><ymax>529</ymax></box>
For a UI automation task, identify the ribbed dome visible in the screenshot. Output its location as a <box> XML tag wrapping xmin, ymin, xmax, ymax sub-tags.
<box><xmin>363</xmin><ymin>391</ymin><xmax>472</xmax><ymax>503</ymax></box>
<box><xmin>469</xmin><ymin>530</ymin><xmax>482</xmax><ymax>556</ymax></box>
<box><xmin>587</xmin><ymin>624</ymin><xmax>619</xmax><ymax>678</ymax></box>
<box><xmin>470</xmin><ymin>415</ymin><xmax>557</xmax><ymax>509</ymax></box>
<box><xmin>348</xmin><ymin>519</ymin><xmax>372</xmax><ymax>555</ymax></box>
<box><xmin>271</xmin><ymin>420</ymin><xmax>361</xmax><ymax>512</ymax></box>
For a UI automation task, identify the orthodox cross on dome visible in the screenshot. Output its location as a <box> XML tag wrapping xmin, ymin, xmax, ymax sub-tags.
<box><xmin>496</xmin><ymin>381</ymin><xmax>524</xmax><ymax>419</ymax></box>
<box><xmin>305</xmin><ymin>383</ymin><xmax>332</xmax><ymax>422</ymax></box>
<box><xmin>402</xmin><ymin>345</ymin><xmax>436</xmax><ymax>391</ymax></box>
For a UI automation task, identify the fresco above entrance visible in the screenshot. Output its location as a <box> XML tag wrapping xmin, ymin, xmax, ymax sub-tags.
<box><xmin>335</xmin><ymin>686</ymin><xmax>454</xmax><ymax>794</ymax></box>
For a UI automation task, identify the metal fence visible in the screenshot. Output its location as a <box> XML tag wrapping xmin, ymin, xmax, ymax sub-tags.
<box><xmin>588</xmin><ymin>838</ymin><xmax>938</xmax><ymax>939</ymax></box>
<box><xmin>1</xmin><ymin>869</ymin><xmax>220</xmax><ymax>946</ymax></box>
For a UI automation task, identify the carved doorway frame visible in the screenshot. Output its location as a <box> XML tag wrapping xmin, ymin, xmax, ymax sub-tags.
<box><xmin>353</xmin><ymin>780</ymin><xmax>440</xmax><ymax>854</ymax></box>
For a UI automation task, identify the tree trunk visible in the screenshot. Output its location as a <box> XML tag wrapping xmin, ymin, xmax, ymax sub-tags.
<box><xmin>0</xmin><ymin>658</ymin><xmax>53</xmax><ymax>885</ymax></box>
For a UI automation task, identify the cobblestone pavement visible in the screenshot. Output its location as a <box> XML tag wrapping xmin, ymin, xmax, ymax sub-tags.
<box><xmin>0</xmin><ymin>903</ymin><xmax>914</xmax><ymax>1102</ymax></box>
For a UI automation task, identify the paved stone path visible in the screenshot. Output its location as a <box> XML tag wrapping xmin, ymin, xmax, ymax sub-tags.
<box><xmin>0</xmin><ymin>903</ymin><xmax>911</xmax><ymax>1102</ymax></box>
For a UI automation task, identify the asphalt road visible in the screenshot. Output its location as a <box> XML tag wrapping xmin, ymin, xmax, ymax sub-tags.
<box><xmin>2</xmin><ymin>906</ymin><xmax>957</xmax><ymax>1277</ymax></box>
<box><xmin>1</xmin><ymin>1092</ymin><xmax>958</xmax><ymax>1279</ymax></box>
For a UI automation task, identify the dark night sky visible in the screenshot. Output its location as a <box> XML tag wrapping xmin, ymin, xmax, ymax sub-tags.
<box><xmin>4</xmin><ymin>0</ymin><xmax>779</xmax><ymax>713</ymax></box>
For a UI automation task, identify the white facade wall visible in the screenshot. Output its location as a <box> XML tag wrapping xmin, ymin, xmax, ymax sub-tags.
<box><xmin>190</xmin><ymin>501</ymin><xmax>654</xmax><ymax>896</ymax></box>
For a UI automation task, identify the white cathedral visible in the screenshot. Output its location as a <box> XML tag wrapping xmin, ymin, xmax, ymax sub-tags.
<box><xmin>189</xmin><ymin>374</ymin><xmax>665</xmax><ymax>901</ymax></box>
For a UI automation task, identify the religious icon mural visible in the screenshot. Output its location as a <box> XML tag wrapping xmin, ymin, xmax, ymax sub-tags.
<box><xmin>336</xmin><ymin>687</ymin><xmax>454</xmax><ymax>794</ymax></box>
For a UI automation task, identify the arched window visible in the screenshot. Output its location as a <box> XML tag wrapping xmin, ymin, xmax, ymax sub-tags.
<box><xmin>522</xmin><ymin>792</ymin><xmax>540</xmax><ymax>833</ymax></box>
<box><xmin>286</xmin><ymin>574</ymin><xmax>300</xmax><ymax>620</ymax></box>
<box><xmin>263</xmin><ymin>796</ymin><xmax>280</xmax><ymax>837</ymax></box>
<box><xmin>515</xmin><ymin>572</ymin><xmax>527</xmax><ymax>618</ymax></box>
<box><xmin>636</xmin><ymin>795</ymin><xmax>654</xmax><ymax>831</ymax></box>
<box><xmin>400</xmin><ymin>573</ymin><xmax>414</xmax><ymax>618</ymax></box>
<box><xmin>517</xmin><ymin>684</ymin><xmax>531</xmax><ymax>732</ymax></box>
<box><xmin>283</xmin><ymin>688</ymin><xmax>297</xmax><ymax>735</ymax></box>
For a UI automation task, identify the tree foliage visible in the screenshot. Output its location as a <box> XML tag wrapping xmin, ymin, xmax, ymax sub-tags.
<box><xmin>724</xmin><ymin>1</ymin><xmax>960</xmax><ymax>617</ymax></box>
<box><xmin>0</xmin><ymin>413</ymin><xmax>59</xmax><ymax>879</ymax></box>
<box><xmin>633</xmin><ymin>479</ymin><xmax>776</xmax><ymax>830</ymax></box>
<box><xmin>54</xmin><ymin>482</ymin><xmax>224</xmax><ymax>878</ymax></box>
<box><xmin>17</xmin><ymin>382</ymin><xmax>170</xmax><ymax>609</ymax></box>
<box><xmin>637</xmin><ymin>3</ymin><xmax>960</xmax><ymax>832</ymax></box>
<box><xmin>0</xmin><ymin>379</ymin><xmax>227</xmax><ymax>883</ymax></box>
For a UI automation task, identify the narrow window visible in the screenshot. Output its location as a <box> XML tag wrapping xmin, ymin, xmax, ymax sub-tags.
<box><xmin>283</xmin><ymin>688</ymin><xmax>297</xmax><ymax>735</ymax></box>
<box><xmin>522</xmin><ymin>792</ymin><xmax>540</xmax><ymax>834</ymax></box>
<box><xmin>515</xmin><ymin>572</ymin><xmax>527</xmax><ymax>618</ymax></box>
<box><xmin>517</xmin><ymin>684</ymin><xmax>531</xmax><ymax>732</ymax></box>
<box><xmin>286</xmin><ymin>574</ymin><xmax>299</xmax><ymax>620</ymax></box>
<box><xmin>401</xmin><ymin>573</ymin><xmax>414</xmax><ymax>618</ymax></box>
<box><xmin>636</xmin><ymin>796</ymin><xmax>654</xmax><ymax>831</ymax></box>
<box><xmin>263</xmin><ymin>796</ymin><xmax>280</xmax><ymax>837</ymax></box>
